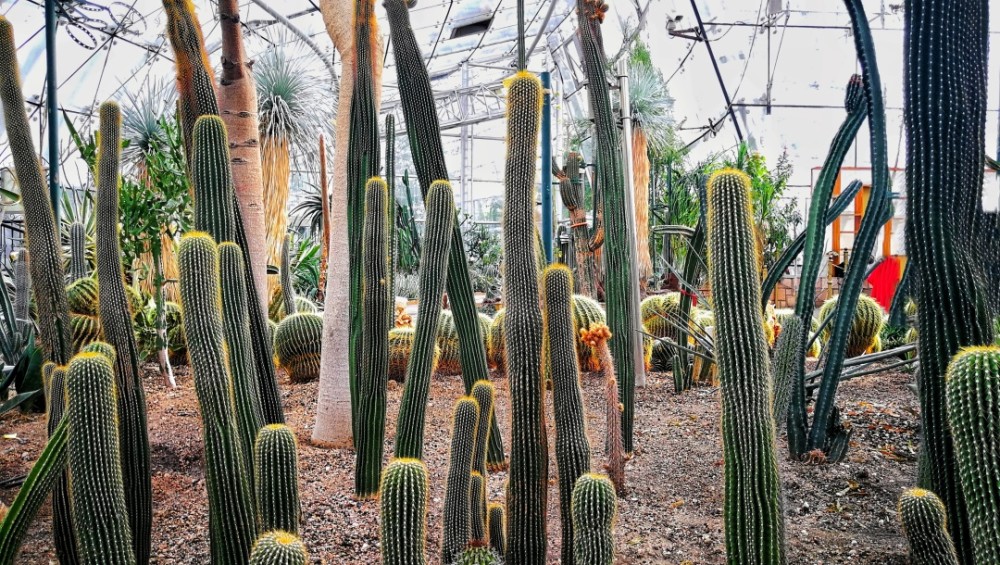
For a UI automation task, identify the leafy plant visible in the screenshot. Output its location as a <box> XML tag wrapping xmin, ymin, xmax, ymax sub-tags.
<box><xmin>461</xmin><ymin>216</ymin><xmax>503</xmax><ymax>298</ymax></box>
<box><xmin>289</xmin><ymin>233</ymin><xmax>321</xmax><ymax>300</ymax></box>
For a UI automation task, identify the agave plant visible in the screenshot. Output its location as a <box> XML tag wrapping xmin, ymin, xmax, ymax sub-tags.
<box><xmin>119</xmin><ymin>77</ymin><xmax>178</xmax><ymax>167</ymax></box>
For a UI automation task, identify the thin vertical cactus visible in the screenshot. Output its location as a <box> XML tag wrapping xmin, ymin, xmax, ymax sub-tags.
<box><xmin>469</xmin><ymin>380</ymin><xmax>495</xmax><ymax>542</ymax></box>
<box><xmin>44</xmin><ymin>363</ymin><xmax>79</xmax><ymax>565</ymax></box>
<box><xmin>65</xmin><ymin>353</ymin><xmax>135</xmax><ymax>565</ymax></box>
<box><xmin>543</xmin><ymin>264</ymin><xmax>592</xmax><ymax>565</ymax></box>
<box><xmin>442</xmin><ymin>396</ymin><xmax>479</xmax><ymax>564</ymax></box>
<box><xmin>501</xmin><ymin>70</ymin><xmax>548</xmax><ymax>565</ymax></box>
<box><xmin>395</xmin><ymin>180</ymin><xmax>454</xmax><ymax>459</ymax></box>
<box><xmin>69</xmin><ymin>222</ymin><xmax>89</xmax><ymax>282</ymax></box>
<box><xmin>0</xmin><ymin>16</ymin><xmax>72</xmax><ymax>365</ymax></box>
<box><xmin>580</xmin><ymin>325</ymin><xmax>625</xmax><ymax>496</ymax></box>
<box><xmin>487</xmin><ymin>503</ymin><xmax>506</xmax><ymax>556</ymax></box>
<box><xmin>255</xmin><ymin>424</ymin><xmax>301</xmax><ymax>535</ymax></box>
<box><xmin>469</xmin><ymin>472</ymin><xmax>487</xmax><ymax>544</ymax></box>
<box><xmin>707</xmin><ymin>169</ymin><xmax>785</xmax><ymax>564</ymax></box>
<box><xmin>280</xmin><ymin>234</ymin><xmax>295</xmax><ymax>318</ymax></box>
<box><xmin>571</xmin><ymin>473</ymin><xmax>617</xmax><ymax>565</ymax></box>
<box><xmin>355</xmin><ymin>178</ymin><xmax>390</xmax><ymax>498</ymax></box>
<box><xmin>248</xmin><ymin>532</ymin><xmax>308</xmax><ymax>565</ymax></box>
<box><xmin>13</xmin><ymin>250</ymin><xmax>29</xmax><ymax>335</ymax></box>
<box><xmin>898</xmin><ymin>488</ymin><xmax>960</xmax><ymax>565</ymax></box>
<box><xmin>555</xmin><ymin>152</ymin><xmax>594</xmax><ymax>296</ymax></box>
<box><xmin>380</xmin><ymin>458</ymin><xmax>429</xmax><ymax>565</ymax></box>
<box><xmin>386</xmin><ymin>114</ymin><xmax>397</xmax><ymax>319</ymax></box>
<box><xmin>95</xmin><ymin>101</ymin><xmax>151</xmax><ymax>564</ymax></box>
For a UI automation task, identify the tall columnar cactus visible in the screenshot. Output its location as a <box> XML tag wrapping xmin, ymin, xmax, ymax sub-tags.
<box><xmin>64</xmin><ymin>353</ymin><xmax>135</xmax><ymax>565</ymax></box>
<box><xmin>192</xmin><ymin>116</ymin><xmax>237</xmax><ymax>242</ymax></box>
<box><xmin>442</xmin><ymin>396</ymin><xmax>480</xmax><ymax>563</ymax></box>
<box><xmin>280</xmin><ymin>235</ymin><xmax>295</xmax><ymax>318</ymax></box>
<box><xmin>905</xmin><ymin>1</ymin><xmax>994</xmax><ymax>556</ymax></box>
<box><xmin>44</xmin><ymin>364</ymin><xmax>78</xmax><ymax>565</ymax></box>
<box><xmin>501</xmin><ymin>70</ymin><xmax>548</xmax><ymax>564</ymax></box>
<box><xmin>248</xmin><ymin>532</ymin><xmax>308</xmax><ymax>565</ymax></box>
<box><xmin>576</xmin><ymin>0</ymin><xmax>641</xmax><ymax>453</ymax></box>
<box><xmin>274</xmin><ymin>313</ymin><xmax>323</xmax><ymax>383</ymax></box>
<box><xmin>13</xmin><ymin>249</ymin><xmax>29</xmax><ymax>332</ymax></box>
<box><xmin>162</xmin><ymin>0</ymin><xmax>217</xmax><ymax>166</ymax></box>
<box><xmin>898</xmin><ymin>488</ymin><xmax>960</xmax><ymax>565</ymax></box>
<box><xmin>555</xmin><ymin>152</ymin><xmax>595</xmax><ymax>296</ymax></box>
<box><xmin>254</xmin><ymin>424</ymin><xmax>301</xmax><ymax>535</ymax></box>
<box><xmin>571</xmin><ymin>473</ymin><xmax>617</xmax><ymax>565</ymax></box>
<box><xmin>945</xmin><ymin>347</ymin><xmax>1000</xmax><ymax>562</ymax></box>
<box><xmin>487</xmin><ymin>503</ymin><xmax>506</xmax><ymax>556</ymax></box>
<box><xmin>355</xmin><ymin>177</ymin><xmax>391</xmax><ymax>498</ymax></box>
<box><xmin>380</xmin><ymin>458</ymin><xmax>429</xmax><ymax>565</ymax></box>
<box><xmin>818</xmin><ymin>294</ymin><xmax>884</xmax><ymax>357</ymax></box>
<box><xmin>395</xmin><ymin>180</ymin><xmax>454</xmax><ymax>459</ymax></box>
<box><xmin>384</xmin><ymin>0</ymin><xmax>505</xmax><ymax>468</ymax></box>
<box><xmin>178</xmin><ymin>233</ymin><xmax>257</xmax><ymax>564</ymax></box>
<box><xmin>706</xmin><ymin>169</ymin><xmax>785</xmax><ymax>563</ymax></box>
<box><xmin>69</xmin><ymin>222</ymin><xmax>89</xmax><ymax>282</ymax></box>
<box><xmin>95</xmin><ymin>101</ymin><xmax>152</xmax><ymax>564</ymax></box>
<box><xmin>219</xmin><ymin>242</ymin><xmax>265</xmax><ymax>474</ymax></box>
<box><xmin>0</xmin><ymin>16</ymin><xmax>72</xmax><ymax>365</ymax></box>
<box><xmin>81</xmin><ymin>340</ymin><xmax>117</xmax><ymax>363</ymax></box>
<box><xmin>543</xmin><ymin>264</ymin><xmax>593</xmax><ymax>565</ymax></box>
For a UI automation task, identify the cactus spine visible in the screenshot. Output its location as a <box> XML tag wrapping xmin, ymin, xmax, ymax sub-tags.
<box><xmin>65</xmin><ymin>353</ymin><xmax>135</xmax><ymax>565</ymax></box>
<box><xmin>395</xmin><ymin>180</ymin><xmax>454</xmax><ymax>459</ymax></box>
<box><xmin>255</xmin><ymin>424</ymin><xmax>301</xmax><ymax>535</ymax></box>
<box><xmin>380</xmin><ymin>458</ymin><xmax>429</xmax><ymax>565</ymax></box>
<box><xmin>501</xmin><ymin>70</ymin><xmax>548</xmax><ymax>564</ymax></box>
<box><xmin>818</xmin><ymin>294</ymin><xmax>884</xmax><ymax>357</ymax></box>
<box><xmin>487</xmin><ymin>503</ymin><xmax>506</xmax><ymax>556</ymax></box>
<box><xmin>469</xmin><ymin>472</ymin><xmax>487</xmax><ymax>544</ymax></box>
<box><xmin>248</xmin><ymin>532</ymin><xmax>308</xmax><ymax>565</ymax></box>
<box><xmin>355</xmin><ymin>178</ymin><xmax>391</xmax><ymax>498</ymax></box>
<box><xmin>69</xmin><ymin>222</ymin><xmax>88</xmax><ymax>282</ymax></box>
<box><xmin>178</xmin><ymin>233</ymin><xmax>257</xmax><ymax>564</ymax></box>
<box><xmin>571</xmin><ymin>473</ymin><xmax>617</xmax><ymax>565</ymax></box>
<box><xmin>945</xmin><ymin>347</ymin><xmax>1000</xmax><ymax>562</ymax></box>
<box><xmin>45</xmin><ymin>363</ymin><xmax>79</xmax><ymax>565</ymax></box>
<box><xmin>442</xmin><ymin>396</ymin><xmax>479</xmax><ymax>564</ymax></box>
<box><xmin>544</xmin><ymin>264</ymin><xmax>593</xmax><ymax>564</ymax></box>
<box><xmin>12</xmin><ymin>249</ymin><xmax>29</xmax><ymax>332</ymax></box>
<box><xmin>273</xmin><ymin>313</ymin><xmax>323</xmax><ymax>383</ymax></box>
<box><xmin>0</xmin><ymin>16</ymin><xmax>72</xmax><ymax>365</ymax></box>
<box><xmin>384</xmin><ymin>0</ymin><xmax>505</xmax><ymax>467</ymax></box>
<box><xmin>95</xmin><ymin>101</ymin><xmax>152</xmax><ymax>564</ymax></box>
<box><xmin>898</xmin><ymin>488</ymin><xmax>960</xmax><ymax>565</ymax></box>
<box><xmin>706</xmin><ymin>169</ymin><xmax>785</xmax><ymax>563</ymax></box>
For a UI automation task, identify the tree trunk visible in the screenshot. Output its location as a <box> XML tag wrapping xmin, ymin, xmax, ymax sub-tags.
<box><xmin>217</xmin><ymin>0</ymin><xmax>268</xmax><ymax>310</ymax></box>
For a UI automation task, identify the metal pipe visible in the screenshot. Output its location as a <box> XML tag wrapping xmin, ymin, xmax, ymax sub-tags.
<box><xmin>541</xmin><ymin>71</ymin><xmax>553</xmax><ymax>263</ymax></box>
<box><xmin>525</xmin><ymin>0</ymin><xmax>560</xmax><ymax>62</ymax></box>
<box><xmin>45</xmin><ymin>0</ymin><xmax>59</xmax><ymax>219</ymax></box>
<box><xmin>690</xmin><ymin>0</ymin><xmax>744</xmax><ymax>142</ymax></box>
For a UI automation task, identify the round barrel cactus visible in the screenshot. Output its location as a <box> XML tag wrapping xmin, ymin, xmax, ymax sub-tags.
<box><xmin>274</xmin><ymin>313</ymin><xmax>323</xmax><ymax>383</ymax></box>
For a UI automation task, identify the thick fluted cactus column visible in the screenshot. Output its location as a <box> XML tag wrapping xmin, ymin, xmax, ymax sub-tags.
<box><xmin>45</xmin><ymin>364</ymin><xmax>79</xmax><ymax>565</ymax></box>
<box><xmin>501</xmin><ymin>70</ymin><xmax>548</xmax><ymax>565</ymax></box>
<box><xmin>945</xmin><ymin>347</ymin><xmax>1000</xmax><ymax>563</ymax></box>
<box><xmin>571</xmin><ymin>473</ymin><xmax>617</xmax><ymax>565</ymax></box>
<box><xmin>355</xmin><ymin>178</ymin><xmax>390</xmax><ymax>498</ymax></box>
<box><xmin>469</xmin><ymin>380</ymin><xmax>495</xmax><ymax>543</ymax></box>
<box><xmin>442</xmin><ymin>397</ymin><xmax>479</xmax><ymax>564</ymax></box>
<box><xmin>248</xmin><ymin>532</ymin><xmax>308</xmax><ymax>565</ymax></box>
<box><xmin>65</xmin><ymin>353</ymin><xmax>135</xmax><ymax>565</ymax></box>
<box><xmin>380</xmin><ymin>458</ymin><xmax>429</xmax><ymax>565</ymax></box>
<box><xmin>706</xmin><ymin>169</ymin><xmax>785</xmax><ymax>563</ymax></box>
<box><xmin>69</xmin><ymin>222</ymin><xmax>88</xmax><ymax>282</ymax></box>
<box><xmin>898</xmin><ymin>488</ymin><xmax>960</xmax><ymax>565</ymax></box>
<box><xmin>543</xmin><ymin>264</ymin><xmax>592</xmax><ymax>565</ymax></box>
<box><xmin>395</xmin><ymin>180</ymin><xmax>454</xmax><ymax>459</ymax></box>
<box><xmin>255</xmin><ymin>424</ymin><xmax>300</xmax><ymax>535</ymax></box>
<box><xmin>0</xmin><ymin>17</ymin><xmax>72</xmax><ymax>364</ymax></box>
<box><xmin>95</xmin><ymin>101</ymin><xmax>152</xmax><ymax>564</ymax></box>
<box><xmin>179</xmin><ymin>233</ymin><xmax>257</xmax><ymax>564</ymax></box>
<box><xmin>487</xmin><ymin>503</ymin><xmax>506</xmax><ymax>556</ymax></box>
<box><xmin>13</xmin><ymin>249</ymin><xmax>29</xmax><ymax>332</ymax></box>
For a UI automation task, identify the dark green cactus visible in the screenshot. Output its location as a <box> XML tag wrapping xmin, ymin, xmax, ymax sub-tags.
<box><xmin>905</xmin><ymin>1</ymin><xmax>994</xmax><ymax>558</ymax></box>
<box><xmin>67</xmin><ymin>277</ymin><xmax>100</xmax><ymax>316</ymax></box>
<box><xmin>395</xmin><ymin>180</ymin><xmax>454</xmax><ymax>459</ymax></box>
<box><xmin>191</xmin><ymin>115</ymin><xmax>236</xmax><ymax>243</ymax></box>
<box><xmin>95</xmin><ymin>101</ymin><xmax>152</xmax><ymax>565</ymax></box>
<box><xmin>178</xmin><ymin>232</ymin><xmax>257</xmax><ymax>564</ymax></box>
<box><xmin>70</xmin><ymin>314</ymin><xmax>102</xmax><ymax>350</ymax></box>
<box><xmin>248</xmin><ymin>532</ymin><xmax>308</xmax><ymax>565</ymax></box>
<box><xmin>220</xmin><ymin>242</ymin><xmax>265</xmax><ymax>474</ymax></box>
<box><xmin>380</xmin><ymin>458</ymin><xmax>429</xmax><ymax>565</ymax></box>
<box><xmin>453</xmin><ymin>544</ymin><xmax>502</xmax><ymax>565</ymax></box>
<box><xmin>69</xmin><ymin>222</ymin><xmax>88</xmax><ymax>282</ymax></box>
<box><xmin>0</xmin><ymin>16</ymin><xmax>72</xmax><ymax>365</ymax></box>
<box><xmin>945</xmin><ymin>347</ymin><xmax>1000</xmax><ymax>562</ymax></box>
<box><xmin>470</xmin><ymin>380</ymin><xmax>495</xmax><ymax>478</ymax></box>
<box><xmin>386</xmin><ymin>114</ymin><xmax>397</xmax><ymax>322</ymax></box>
<box><xmin>571</xmin><ymin>473</ymin><xmax>617</xmax><ymax>565</ymax></box>
<box><xmin>706</xmin><ymin>169</ymin><xmax>785</xmax><ymax>563</ymax></box>
<box><xmin>274</xmin><ymin>313</ymin><xmax>323</xmax><ymax>383</ymax></box>
<box><xmin>771</xmin><ymin>315</ymin><xmax>803</xmax><ymax>430</ymax></box>
<box><xmin>13</xmin><ymin>249</ymin><xmax>29</xmax><ymax>332</ymax></box>
<box><xmin>818</xmin><ymin>294</ymin><xmax>884</xmax><ymax>357</ymax></box>
<box><xmin>543</xmin><ymin>264</ymin><xmax>593</xmax><ymax>565</ymax></box>
<box><xmin>470</xmin><ymin>472</ymin><xmax>487</xmax><ymax>544</ymax></box>
<box><xmin>355</xmin><ymin>177</ymin><xmax>391</xmax><ymax>498</ymax></box>
<box><xmin>65</xmin><ymin>353</ymin><xmax>135</xmax><ymax>565</ymax></box>
<box><xmin>898</xmin><ymin>488</ymin><xmax>960</xmax><ymax>565</ymax></box>
<box><xmin>280</xmin><ymin>235</ymin><xmax>295</xmax><ymax>318</ymax></box>
<box><xmin>44</xmin><ymin>363</ymin><xmax>78</xmax><ymax>565</ymax></box>
<box><xmin>443</xmin><ymin>396</ymin><xmax>479</xmax><ymax>564</ymax></box>
<box><xmin>254</xmin><ymin>424</ymin><xmax>300</xmax><ymax>535</ymax></box>
<box><xmin>555</xmin><ymin>151</ymin><xmax>595</xmax><ymax>297</ymax></box>
<box><xmin>81</xmin><ymin>340</ymin><xmax>117</xmax><ymax>364</ymax></box>
<box><xmin>487</xmin><ymin>503</ymin><xmax>505</xmax><ymax>557</ymax></box>
<box><xmin>500</xmin><ymin>70</ymin><xmax>548</xmax><ymax>565</ymax></box>
<box><xmin>384</xmin><ymin>0</ymin><xmax>505</xmax><ymax>468</ymax></box>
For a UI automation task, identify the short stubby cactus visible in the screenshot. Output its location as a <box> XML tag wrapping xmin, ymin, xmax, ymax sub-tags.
<box><xmin>571</xmin><ymin>473</ymin><xmax>617</xmax><ymax>565</ymax></box>
<box><xmin>436</xmin><ymin>310</ymin><xmax>463</xmax><ymax>376</ymax></box>
<box><xmin>945</xmin><ymin>347</ymin><xmax>1000</xmax><ymax>563</ymax></box>
<box><xmin>255</xmin><ymin>424</ymin><xmax>300</xmax><ymax>535</ymax></box>
<box><xmin>442</xmin><ymin>396</ymin><xmax>479</xmax><ymax>564</ymax></box>
<box><xmin>819</xmin><ymin>294</ymin><xmax>884</xmax><ymax>357</ymax></box>
<box><xmin>274</xmin><ymin>313</ymin><xmax>323</xmax><ymax>383</ymax></box>
<box><xmin>487</xmin><ymin>503</ymin><xmax>506</xmax><ymax>556</ymax></box>
<box><xmin>898</xmin><ymin>488</ymin><xmax>959</xmax><ymax>565</ymax></box>
<box><xmin>380</xmin><ymin>458</ymin><xmax>429</xmax><ymax>565</ymax></box>
<box><xmin>248</xmin><ymin>531</ymin><xmax>308</xmax><ymax>565</ymax></box>
<box><xmin>388</xmin><ymin>327</ymin><xmax>440</xmax><ymax>382</ymax></box>
<box><xmin>453</xmin><ymin>543</ymin><xmax>503</xmax><ymax>565</ymax></box>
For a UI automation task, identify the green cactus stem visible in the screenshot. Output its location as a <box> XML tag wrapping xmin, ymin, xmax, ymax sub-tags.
<box><xmin>571</xmin><ymin>473</ymin><xmax>617</xmax><ymax>565</ymax></box>
<box><xmin>354</xmin><ymin>177</ymin><xmax>391</xmax><ymax>498</ymax></box>
<box><xmin>898</xmin><ymin>488</ymin><xmax>960</xmax><ymax>565</ymax></box>
<box><xmin>69</xmin><ymin>222</ymin><xmax>89</xmax><ymax>282</ymax></box>
<box><xmin>13</xmin><ymin>249</ymin><xmax>29</xmax><ymax>332</ymax></box>
<box><xmin>65</xmin><ymin>353</ymin><xmax>135</xmax><ymax>565</ymax></box>
<box><xmin>248</xmin><ymin>532</ymin><xmax>308</xmax><ymax>565</ymax></box>
<box><xmin>555</xmin><ymin>152</ymin><xmax>595</xmax><ymax>296</ymax></box>
<box><xmin>280</xmin><ymin>235</ymin><xmax>295</xmax><ymax>318</ymax></box>
<box><xmin>43</xmin><ymin>363</ymin><xmax>79</xmax><ymax>565</ymax></box>
<box><xmin>453</xmin><ymin>543</ymin><xmax>502</xmax><ymax>565</ymax></box>
<box><xmin>395</xmin><ymin>180</ymin><xmax>454</xmax><ymax>459</ymax></box>
<box><xmin>470</xmin><ymin>471</ymin><xmax>487</xmax><ymax>544</ymax></box>
<box><xmin>255</xmin><ymin>424</ymin><xmax>301</xmax><ymax>535</ymax></box>
<box><xmin>818</xmin><ymin>294</ymin><xmax>884</xmax><ymax>357</ymax></box>
<box><xmin>380</xmin><ymin>458</ymin><xmax>429</xmax><ymax>565</ymax></box>
<box><xmin>470</xmin><ymin>380</ymin><xmax>495</xmax><ymax>478</ymax></box>
<box><xmin>487</xmin><ymin>503</ymin><xmax>506</xmax><ymax>557</ymax></box>
<box><xmin>274</xmin><ymin>313</ymin><xmax>323</xmax><ymax>383</ymax></box>
<box><xmin>178</xmin><ymin>232</ymin><xmax>257</xmax><ymax>564</ymax></box>
<box><xmin>706</xmin><ymin>169</ymin><xmax>785</xmax><ymax>563</ymax></box>
<box><xmin>442</xmin><ymin>396</ymin><xmax>479</xmax><ymax>564</ymax></box>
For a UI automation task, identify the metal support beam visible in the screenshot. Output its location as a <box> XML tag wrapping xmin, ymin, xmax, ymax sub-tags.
<box><xmin>45</xmin><ymin>0</ymin><xmax>59</xmax><ymax>220</ymax></box>
<box><xmin>690</xmin><ymin>0</ymin><xmax>744</xmax><ymax>143</ymax></box>
<box><xmin>541</xmin><ymin>71</ymin><xmax>553</xmax><ymax>263</ymax></box>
